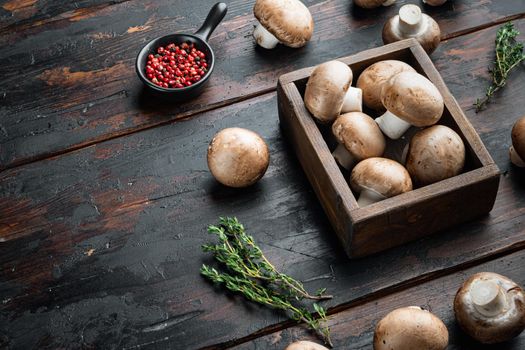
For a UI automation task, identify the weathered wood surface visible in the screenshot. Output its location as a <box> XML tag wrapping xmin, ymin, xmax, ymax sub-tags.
<box><xmin>2</xmin><ymin>21</ymin><xmax>525</xmax><ymax>348</ymax></box>
<box><xmin>234</xmin><ymin>249</ymin><xmax>525</xmax><ymax>350</ymax></box>
<box><xmin>1</xmin><ymin>0</ymin><xmax>524</xmax><ymax>169</ymax></box>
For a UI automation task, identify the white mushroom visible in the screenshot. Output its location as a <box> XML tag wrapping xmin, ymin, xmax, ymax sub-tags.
<box><xmin>350</xmin><ymin>157</ymin><xmax>412</xmax><ymax>207</ymax></box>
<box><xmin>406</xmin><ymin>125</ymin><xmax>465</xmax><ymax>186</ymax></box>
<box><xmin>332</xmin><ymin>112</ymin><xmax>385</xmax><ymax>170</ymax></box>
<box><xmin>304</xmin><ymin>61</ymin><xmax>362</xmax><ymax>123</ymax></box>
<box><xmin>382</xmin><ymin>4</ymin><xmax>441</xmax><ymax>54</ymax></box>
<box><xmin>454</xmin><ymin>272</ymin><xmax>525</xmax><ymax>344</ymax></box>
<box><xmin>373</xmin><ymin>306</ymin><xmax>449</xmax><ymax>350</ymax></box>
<box><xmin>356</xmin><ymin>60</ymin><xmax>416</xmax><ymax>112</ymax></box>
<box><xmin>510</xmin><ymin>116</ymin><xmax>525</xmax><ymax>167</ymax></box>
<box><xmin>375</xmin><ymin>71</ymin><xmax>444</xmax><ymax>139</ymax></box>
<box><xmin>354</xmin><ymin>0</ymin><xmax>396</xmax><ymax>9</ymax></box>
<box><xmin>422</xmin><ymin>0</ymin><xmax>448</xmax><ymax>6</ymax></box>
<box><xmin>253</xmin><ymin>0</ymin><xmax>314</xmax><ymax>49</ymax></box>
<box><xmin>207</xmin><ymin>127</ymin><xmax>270</xmax><ymax>188</ymax></box>
<box><xmin>285</xmin><ymin>340</ymin><xmax>329</xmax><ymax>350</ymax></box>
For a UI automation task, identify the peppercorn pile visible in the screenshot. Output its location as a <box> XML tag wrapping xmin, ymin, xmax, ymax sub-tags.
<box><xmin>145</xmin><ymin>42</ymin><xmax>208</xmax><ymax>89</ymax></box>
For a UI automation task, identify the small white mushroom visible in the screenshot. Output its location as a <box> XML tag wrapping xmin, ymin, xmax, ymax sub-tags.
<box><xmin>332</xmin><ymin>112</ymin><xmax>385</xmax><ymax>170</ymax></box>
<box><xmin>406</xmin><ymin>125</ymin><xmax>465</xmax><ymax>186</ymax></box>
<box><xmin>285</xmin><ymin>340</ymin><xmax>329</xmax><ymax>350</ymax></box>
<box><xmin>350</xmin><ymin>157</ymin><xmax>412</xmax><ymax>207</ymax></box>
<box><xmin>375</xmin><ymin>71</ymin><xmax>444</xmax><ymax>139</ymax></box>
<box><xmin>373</xmin><ymin>306</ymin><xmax>449</xmax><ymax>350</ymax></box>
<box><xmin>510</xmin><ymin>116</ymin><xmax>525</xmax><ymax>167</ymax></box>
<box><xmin>253</xmin><ymin>0</ymin><xmax>314</xmax><ymax>49</ymax></box>
<box><xmin>354</xmin><ymin>0</ymin><xmax>396</xmax><ymax>9</ymax></box>
<box><xmin>454</xmin><ymin>272</ymin><xmax>525</xmax><ymax>344</ymax></box>
<box><xmin>304</xmin><ymin>61</ymin><xmax>363</xmax><ymax>123</ymax></box>
<box><xmin>422</xmin><ymin>0</ymin><xmax>448</xmax><ymax>6</ymax></box>
<box><xmin>207</xmin><ymin>127</ymin><xmax>270</xmax><ymax>188</ymax></box>
<box><xmin>356</xmin><ymin>60</ymin><xmax>416</xmax><ymax>112</ymax></box>
<box><xmin>382</xmin><ymin>4</ymin><xmax>441</xmax><ymax>54</ymax></box>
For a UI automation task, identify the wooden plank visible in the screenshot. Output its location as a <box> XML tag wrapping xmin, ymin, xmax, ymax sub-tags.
<box><xmin>1</xmin><ymin>22</ymin><xmax>525</xmax><ymax>350</ymax></box>
<box><xmin>233</xmin><ymin>249</ymin><xmax>525</xmax><ymax>349</ymax></box>
<box><xmin>1</xmin><ymin>1</ymin><xmax>524</xmax><ymax>169</ymax></box>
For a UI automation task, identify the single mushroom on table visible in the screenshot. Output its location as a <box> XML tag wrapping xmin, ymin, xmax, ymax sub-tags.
<box><xmin>285</xmin><ymin>340</ymin><xmax>329</xmax><ymax>350</ymax></box>
<box><xmin>304</xmin><ymin>60</ymin><xmax>362</xmax><ymax>123</ymax></box>
<box><xmin>383</xmin><ymin>4</ymin><xmax>441</xmax><ymax>54</ymax></box>
<box><xmin>375</xmin><ymin>71</ymin><xmax>444</xmax><ymax>140</ymax></box>
<box><xmin>354</xmin><ymin>0</ymin><xmax>396</xmax><ymax>9</ymax></box>
<box><xmin>253</xmin><ymin>0</ymin><xmax>314</xmax><ymax>49</ymax></box>
<box><xmin>374</xmin><ymin>306</ymin><xmax>449</xmax><ymax>350</ymax></box>
<box><xmin>332</xmin><ymin>112</ymin><xmax>386</xmax><ymax>170</ymax></box>
<box><xmin>406</xmin><ymin>125</ymin><xmax>465</xmax><ymax>186</ymax></box>
<box><xmin>350</xmin><ymin>157</ymin><xmax>412</xmax><ymax>207</ymax></box>
<box><xmin>207</xmin><ymin>127</ymin><xmax>270</xmax><ymax>188</ymax></box>
<box><xmin>454</xmin><ymin>272</ymin><xmax>525</xmax><ymax>344</ymax></box>
<box><xmin>356</xmin><ymin>60</ymin><xmax>416</xmax><ymax>112</ymax></box>
<box><xmin>510</xmin><ymin>116</ymin><xmax>525</xmax><ymax>167</ymax></box>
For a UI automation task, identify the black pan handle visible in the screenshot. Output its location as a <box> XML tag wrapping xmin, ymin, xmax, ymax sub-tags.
<box><xmin>194</xmin><ymin>2</ymin><xmax>228</xmax><ymax>42</ymax></box>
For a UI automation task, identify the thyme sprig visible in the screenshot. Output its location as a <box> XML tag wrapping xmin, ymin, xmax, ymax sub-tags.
<box><xmin>201</xmin><ymin>217</ymin><xmax>333</xmax><ymax>347</ymax></box>
<box><xmin>475</xmin><ymin>22</ymin><xmax>525</xmax><ymax>112</ymax></box>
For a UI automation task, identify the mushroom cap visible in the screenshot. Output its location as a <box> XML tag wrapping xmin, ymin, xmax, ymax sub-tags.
<box><xmin>304</xmin><ymin>61</ymin><xmax>353</xmax><ymax>123</ymax></box>
<box><xmin>285</xmin><ymin>340</ymin><xmax>329</xmax><ymax>350</ymax></box>
<box><xmin>332</xmin><ymin>112</ymin><xmax>386</xmax><ymax>161</ymax></box>
<box><xmin>382</xmin><ymin>11</ymin><xmax>441</xmax><ymax>54</ymax></box>
<box><xmin>406</xmin><ymin>125</ymin><xmax>465</xmax><ymax>186</ymax></box>
<box><xmin>207</xmin><ymin>127</ymin><xmax>270</xmax><ymax>188</ymax></box>
<box><xmin>511</xmin><ymin>116</ymin><xmax>525</xmax><ymax>161</ymax></box>
<box><xmin>454</xmin><ymin>272</ymin><xmax>525</xmax><ymax>344</ymax></box>
<box><xmin>374</xmin><ymin>306</ymin><xmax>449</xmax><ymax>350</ymax></box>
<box><xmin>356</xmin><ymin>60</ymin><xmax>416</xmax><ymax>111</ymax></box>
<box><xmin>423</xmin><ymin>0</ymin><xmax>448</xmax><ymax>6</ymax></box>
<box><xmin>381</xmin><ymin>71</ymin><xmax>444</xmax><ymax>127</ymax></box>
<box><xmin>350</xmin><ymin>157</ymin><xmax>412</xmax><ymax>198</ymax></box>
<box><xmin>253</xmin><ymin>0</ymin><xmax>314</xmax><ymax>48</ymax></box>
<box><xmin>354</xmin><ymin>0</ymin><xmax>388</xmax><ymax>8</ymax></box>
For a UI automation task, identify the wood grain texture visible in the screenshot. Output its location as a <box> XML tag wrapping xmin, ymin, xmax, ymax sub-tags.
<box><xmin>233</xmin><ymin>249</ymin><xmax>525</xmax><ymax>350</ymax></box>
<box><xmin>1</xmin><ymin>24</ymin><xmax>525</xmax><ymax>348</ymax></box>
<box><xmin>1</xmin><ymin>1</ymin><xmax>524</xmax><ymax>169</ymax></box>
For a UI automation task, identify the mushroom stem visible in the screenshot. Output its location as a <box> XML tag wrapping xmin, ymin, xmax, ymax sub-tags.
<box><xmin>375</xmin><ymin>110</ymin><xmax>412</xmax><ymax>139</ymax></box>
<box><xmin>382</xmin><ymin>0</ymin><xmax>396</xmax><ymax>6</ymax></box>
<box><xmin>253</xmin><ymin>22</ymin><xmax>280</xmax><ymax>49</ymax></box>
<box><xmin>470</xmin><ymin>280</ymin><xmax>508</xmax><ymax>317</ymax></box>
<box><xmin>341</xmin><ymin>87</ymin><xmax>363</xmax><ymax>113</ymax></box>
<box><xmin>398</xmin><ymin>4</ymin><xmax>424</xmax><ymax>35</ymax></box>
<box><xmin>357</xmin><ymin>188</ymin><xmax>386</xmax><ymax>207</ymax></box>
<box><xmin>332</xmin><ymin>144</ymin><xmax>356</xmax><ymax>170</ymax></box>
<box><xmin>510</xmin><ymin>146</ymin><xmax>525</xmax><ymax>167</ymax></box>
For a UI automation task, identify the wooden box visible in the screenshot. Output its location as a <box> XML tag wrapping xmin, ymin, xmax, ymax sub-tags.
<box><xmin>277</xmin><ymin>39</ymin><xmax>500</xmax><ymax>259</ymax></box>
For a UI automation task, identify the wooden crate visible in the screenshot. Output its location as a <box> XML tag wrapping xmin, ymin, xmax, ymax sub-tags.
<box><xmin>277</xmin><ymin>38</ymin><xmax>500</xmax><ymax>259</ymax></box>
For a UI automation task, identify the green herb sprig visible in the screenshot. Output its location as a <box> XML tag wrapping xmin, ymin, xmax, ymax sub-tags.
<box><xmin>201</xmin><ymin>217</ymin><xmax>333</xmax><ymax>347</ymax></box>
<box><xmin>475</xmin><ymin>22</ymin><xmax>525</xmax><ymax>112</ymax></box>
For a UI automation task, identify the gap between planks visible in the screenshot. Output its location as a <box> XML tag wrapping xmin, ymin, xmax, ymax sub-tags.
<box><xmin>201</xmin><ymin>242</ymin><xmax>525</xmax><ymax>350</ymax></box>
<box><xmin>1</xmin><ymin>14</ymin><xmax>523</xmax><ymax>172</ymax></box>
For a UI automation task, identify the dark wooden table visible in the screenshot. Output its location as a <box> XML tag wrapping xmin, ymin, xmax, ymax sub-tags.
<box><xmin>1</xmin><ymin>0</ymin><xmax>524</xmax><ymax>349</ymax></box>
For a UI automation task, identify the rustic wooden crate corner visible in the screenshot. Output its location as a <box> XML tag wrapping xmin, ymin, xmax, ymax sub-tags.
<box><xmin>277</xmin><ymin>39</ymin><xmax>501</xmax><ymax>259</ymax></box>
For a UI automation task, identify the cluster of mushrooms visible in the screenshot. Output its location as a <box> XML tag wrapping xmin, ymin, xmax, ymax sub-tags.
<box><xmin>284</xmin><ymin>272</ymin><xmax>525</xmax><ymax>349</ymax></box>
<box><xmin>304</xmin><ymin>58</ymin><xmax>465</xmax><ymax>206</ymax></box>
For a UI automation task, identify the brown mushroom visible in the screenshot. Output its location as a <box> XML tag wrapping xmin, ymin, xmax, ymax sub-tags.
<box><xmin>382</xmin><ymin>4</ymin><xmax>441</xmax><ymax>54</ymax></box>
<box><xmin>354</xmin><ymin>0</ymin><xmax>396</xmax><ymax>9</ymax></box>
<box><xmin>374</xmin><ymin>306</ymin><xmax>449</xmax><ymax>350</ymax></box>
<box><xmin>406</xmin><ymin>125</ymin><xmax>465</xmax><ymax>186</ymax></box>
<box><xmin>454</xmin><ymin>272</ymin><xmax>525</xmax><ymax>344</ymax></box>
<box><xmin>207</xmin><ymin>127</ymin><xmax>270</xmax><ymax>188</ymax></box>
<box><xmin>350</xmin><ymin>157</ymin><xmax>412</xmax><ymax>207</ymax></box>
<box><xmin>285</xmin><ymin>340</ymin><xmax>329</xmax><ymax>350</ymax></box>
<box><xmin>423</xmin><ymin>0</ymin><xmax>447</xmax><ymax>6</ymax></box>
<box><xmin>375</xmin><ymin>71</ymin><xmax>444</xmax><ymax>139</ymax></box>
<box><xmin>356</xmin><ymin>60</ymin><xmax>416</xmax><ymax>112</ymax></box>
<box><xmin>332</xmin><ymin>112</ymin><xmax>386</xmax><ymax>170</ymax></box>
<box><xmin>253</xmin><ymin>0</ymin><xmax>314</xmax><ymax>49</ymax></box>
<box><xmin>510</xmin><ymin>116</ymin><xmax>525</xmax><ymax>167</ymax></box>
<box><xmin>304</xmin><ymin>61</ymin><xmax>362</xmax><ymax>123</ymax></box>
